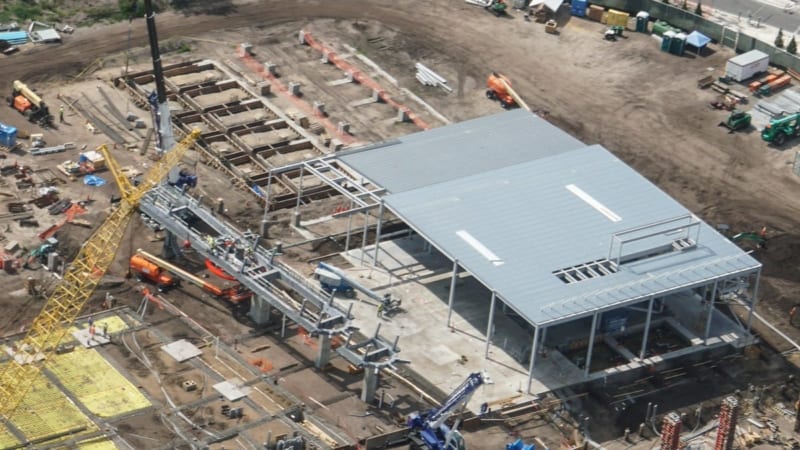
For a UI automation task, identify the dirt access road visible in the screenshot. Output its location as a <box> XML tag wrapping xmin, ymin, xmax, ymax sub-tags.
<box><xmin>3</xmin><ymin>0</ymin><xmax>799</xmax><ymax>347</ymax></box>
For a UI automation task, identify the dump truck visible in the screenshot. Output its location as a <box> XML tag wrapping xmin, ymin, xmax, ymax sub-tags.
<box><xmin>130</xmin><ymin>254</ymin><xmax>178</xmax><ymax>292</ymax></box>
<box><xmin>8</xmin><ymin>80</ymin><xmax>52</xmax><ymax>126</ymax></box>
<box><xmin>761</xmin><ymin>112</ymin><xmax>800</xmax><ymax>146</ymax></box>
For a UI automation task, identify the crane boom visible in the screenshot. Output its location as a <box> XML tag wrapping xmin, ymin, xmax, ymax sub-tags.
<box><xmin>0</xmin><ymin>130</ymin><xmax>199</xmax><ymax>417</ymax></box>
<box><xmin>12</xmin><ymin>80</ymin><xmax>44</xmax><ymax>108</ymax></box>
<box><xmin>137</xmin><ymin>249</ymin><xmax>224</xmax><ymax>297</ymax></box>
<box><xmin>498</xmin><ymin>78</ymin><xmax>530</xmax><ymax>112</ymax></box>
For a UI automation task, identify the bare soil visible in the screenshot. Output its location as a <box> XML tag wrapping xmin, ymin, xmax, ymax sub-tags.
<box><xmin>2</xmin><ymin>0</ymin><xmax>800</xmax><ymax>448</ymax></box>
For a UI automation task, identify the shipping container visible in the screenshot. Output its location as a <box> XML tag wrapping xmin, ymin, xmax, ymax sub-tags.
<box><xmin>725</xmin><ymin>50</ymin><xmax>769</xmax><ymax>82</ymax></box>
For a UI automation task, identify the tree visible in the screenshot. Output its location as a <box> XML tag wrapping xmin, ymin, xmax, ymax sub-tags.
<box><xmin>681</xmin><ymin>0</ymin><xmax>688</xmax><ymax>9</ymax></box>
<box><xmin>775</xmin><ymin>28</ymin><xmax>785</xmax><ymax>48</ymax></box>
<box><xmin>788</xmin><ymin>36</ymin><xmax>797</xmax><ymax>55</ymax></box>
<box><xmin>694</xmin><ymin>0</ymin><xmax>703</xmax><ymax>15</ymax></box>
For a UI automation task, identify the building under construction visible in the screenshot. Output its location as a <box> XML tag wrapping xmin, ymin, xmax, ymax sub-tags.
<box><xmin>258</xmin><ymin>108</ymin><xmax>762</xmax><ymax>400</ymax></box>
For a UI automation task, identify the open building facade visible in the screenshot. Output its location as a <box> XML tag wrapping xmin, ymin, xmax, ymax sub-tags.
<box><xmin>264</xmin><ymin>109</ymin><xmax>762</xmax><ymax>395</ymax></box>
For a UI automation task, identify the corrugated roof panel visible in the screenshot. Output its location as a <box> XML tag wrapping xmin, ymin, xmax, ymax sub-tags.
<box><xmin>385</xmin><ymin>144</ymin><xmax>760</xmax><ymax>326</ymax></box>
<box><xmin>729</xmin><ymin>49</ymin><xmax>769</xmax><ymax>66</ymax></box>
<box><xmin>338</xmin><ymin>109</ymin><xmax>584</xmax><ymax>194</ymax></box>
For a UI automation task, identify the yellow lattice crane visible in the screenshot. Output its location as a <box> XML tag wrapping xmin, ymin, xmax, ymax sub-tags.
<box><xmin>0</xmin><ymin>129</ymin><xmax>201</xmax><ymax>418</ymax></box>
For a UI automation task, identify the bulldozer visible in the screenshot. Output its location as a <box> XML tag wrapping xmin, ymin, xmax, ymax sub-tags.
<box><xmin>486</xmin><ymin>72</ymin><xmax>530</xmax><ymax>111</ymax></box>
<box><xmin>485</xmin><ymin>0</ymin><xmax>508</xmax><ymax>16</ymax></box>
<box><xmin>8</xmin><ymin>80</ymin><xmax>52</xmax><ymax>127</ymax></box>
<box><xmin>718</xmin><ymin>110</ymin><xmax>751</xmax><ymax>133</ymax></box>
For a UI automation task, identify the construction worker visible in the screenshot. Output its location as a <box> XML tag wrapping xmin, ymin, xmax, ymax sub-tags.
<box><xmin>59</xmin><ymin>105</ymin><xmax>64</xmax><ymax>123</ymax></box>
<box><xmin>791</xmin><ymin>305</ymin><xmax>798</xmax><ymax>326</ymax></box>
<box><xmin>377</xmin><ymin>303</ymin><xmax>384</xmax><ymax>318</ymax></box>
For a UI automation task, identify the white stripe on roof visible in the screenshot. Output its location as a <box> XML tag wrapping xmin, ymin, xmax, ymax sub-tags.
<box><xmin>566</xmin><ymin>184</ymin><xmax>622</xmax><ymax>222</ymax></box>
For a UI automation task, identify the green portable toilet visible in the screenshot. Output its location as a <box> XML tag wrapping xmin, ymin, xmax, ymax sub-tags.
<box><xmin>672</xmin><ymin>32</ymin><xmax>687</xmax><ymax>55</ymax></box>
<box><xmin>635</xmin><ymin>11</ymin><xmax>650</xmax><ymax>33</ymax></box>
<box><xmin>661</xmin><ymin>31</ymin><xmax>675</xmax><ymax>52</ymax></box>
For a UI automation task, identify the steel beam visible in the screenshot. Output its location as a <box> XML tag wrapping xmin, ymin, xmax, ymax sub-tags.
<box><xmin>446</xmin><ymin>260</ymin><xmax>458</xmax><ymax>328</ymax></box>
<box><xmin>527</xmin><ymin>326</ymin><xmax>540</xmax><ymax>393</ymax></box>
<box><xmin>485</xmin><ymin>291</ymin><xmax>497</xmax><ymax>358</ymax></box>
<box><xmin>585</xmin><ymin>312</ymin><xmax>599</xmax><ymax>377</ymax></box>
<box><xmin>640</xmin><ymin>296</ymin><xmax>655</xmax><ymax>359</ymax></box>
<box><xmin>705</xmin><ymin>281</ymin><xmax>718</xmax><ymax>342</ymax></box>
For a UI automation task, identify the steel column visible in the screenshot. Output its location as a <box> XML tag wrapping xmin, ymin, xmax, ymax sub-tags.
<box><xmin>485</xmin><ymin>291</ymin><xmax>497</xmax><ymax>358</ymax></box>
<box><xmin>359</xmin><ymin>211</ymin><xmax>370</xmax><ymax>265</ymax></box>
<box><xmin>705</xmin><ymin>281</ymin><xmax>718</xmax><ymax>342</ymax></box>
<box><xmin>371</xmin><ymin>201</ymin><xmax>385</xmax><ymax>268</ymax></box>
<box><xmin>344</xmin><ymin>199</ymin><xmax>354</xmax><ymax>252</ymax></box>
<box><xmin>527</xmin><ymin>326</ymin><xmax>540</xmax><ymax>393</ymax></box>
<box><xmin>747</xmin><ymin>271</ymin><xmax>760</xmax><ymax>332</ymax></box>
<box><xmin>446</xmin><ymin>260</ymin><xmax>459</xmax><ymax>328</ymax></box>
<box><xmin>640</xmin><ymin>296</ymin><xmax>655</xmax><ymax>360</ymax></box>
<box><xmin>585</xmin><ymin>312</ymin><xmax>599</xmax><ymax>377</ymax></box>
<box><xmin>294</xmin><ymin>166</ymin><xmax>304</xmax><ymax>213</ymax></box>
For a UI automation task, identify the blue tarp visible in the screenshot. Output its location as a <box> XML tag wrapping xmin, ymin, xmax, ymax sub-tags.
<box><xmin>0</xmin><ymin>31</ymin><xmax>28</xmax><ymax>45</ymax></box>
<box><xmin>686</xmin><ymin>31</ymin><xmax>711</xmax><ymax>48</ymax></box>
<box><xmin>83</xmin><ymin>175</ymin><xmax>106</xmax><ymax>186</ymax></box>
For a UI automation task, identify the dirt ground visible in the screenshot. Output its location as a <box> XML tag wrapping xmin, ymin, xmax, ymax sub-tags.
<box><xmin>2</xmin><ymin>0</ymin><xmax>800</xmax><ymax>448</ymax></box>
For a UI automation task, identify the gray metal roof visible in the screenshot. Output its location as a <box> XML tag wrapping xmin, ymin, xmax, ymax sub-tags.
<box><xmin>338</xmin><ymin>109</ymin><xmax>584</xmax><ymax>194</ymax></box>
<box><xmin>728</xmin><ymin>49</ymin><xmax>769</xmax><ymax>66</ymax></box>
<box><xmin>383</xmin><ymin>144</ymin><xmax>760</xmax><ymax>326</ymax></box>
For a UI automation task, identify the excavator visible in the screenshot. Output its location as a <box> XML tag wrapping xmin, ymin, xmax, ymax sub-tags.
<box><xmin>761</xmin><ymin>111</ymin><xmax>800</xmax><ymax>146</ymax></box>
<box><xmin>132</xmin><ymin>249</ymin><xmax>252</xmax><ymax>304</ymax></box>
<box><xmin>8</xmin><ymin>80</ymin><xmax>53</xmax><ymax>127</ymax></box>
<box><xmin>486</xmin><ymin>72</ymin><xmax>530</xmax><ymax>111</ymax></box>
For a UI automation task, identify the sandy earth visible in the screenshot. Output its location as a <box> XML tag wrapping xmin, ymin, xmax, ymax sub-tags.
<box><xmin>1</xmin><ymin>0</ymin><xmax>800</xmax><ymax>447</ymax></box>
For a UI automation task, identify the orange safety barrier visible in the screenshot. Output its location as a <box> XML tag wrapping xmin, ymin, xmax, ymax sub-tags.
<box><xmin>300</xmin><ymin>30</ymin><xmax>431</xmax><ymax>131</ymax></box>
<box><xmin>237</xmin><ymin>49</ymin><xmax>357</xmax><ymax>146</ymax></box>
<box><xmin>249</xmin><ymin>357</ymin><xmax>274</xmax><ymax>373</ymax></box>
<box><xmin>296</xmin><ymin>327</ymin><xmax>318</xmax><ymax>348</ymax></box>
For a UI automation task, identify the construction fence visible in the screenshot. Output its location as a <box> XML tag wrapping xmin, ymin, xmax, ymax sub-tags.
<box><xmin>586</xmin><ymin>0</ymin><xmax>800</xmax><ymax>72</ymax></box>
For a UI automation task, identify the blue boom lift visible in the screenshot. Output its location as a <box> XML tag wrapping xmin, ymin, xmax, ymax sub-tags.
<box><xmin>407</xmin><ymin>372</ymin><xmax>487</xmax><ymax>450</ymax></box>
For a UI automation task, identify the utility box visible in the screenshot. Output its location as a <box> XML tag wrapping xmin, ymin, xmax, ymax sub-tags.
<box><xmin>0</xmin><ymin>122</ymin><xmax>17</xmax><ymax>148</ymax></box>
<box><xmin>725</xmin><ymin>50</ymin><xmax>769</xmax><ymax>82</ymax></box>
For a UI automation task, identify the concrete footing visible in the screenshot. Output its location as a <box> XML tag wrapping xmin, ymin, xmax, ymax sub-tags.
<box><xmin>248</xmin><ymin>296</ymin><xmax>272</xmax><ymax>325</ymax></box>
<box><xmin>361</xmin><ymin>366</ymin><xmax>379</xmax><ymax>403</ymax></box>
<box><xmin>315</xmin><ymin>334</ymin><xmax>332</xmax><ymax>369</ymax></box>
<box><xmin>337</xmin><ymin>121</ymin><xmax>350</xmax><ymax>134</ymax></box>
<box><xmin>288</xmin><ymin>82</ymin><xmax>301</xmax><ymax>96</ymax></box>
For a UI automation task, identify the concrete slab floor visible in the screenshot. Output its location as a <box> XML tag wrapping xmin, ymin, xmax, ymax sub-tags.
<box><xmin>330</xmin><ymin>234</ymin><xmax>757</xmax><ymax>409</ymax></box>
<box><xmin>333</xmin><ymin>234</ymin><xmax>545</xmax><ymax>411</ymax></box>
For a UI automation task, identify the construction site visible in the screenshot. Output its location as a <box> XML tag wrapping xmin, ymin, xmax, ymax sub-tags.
<box><xmin>0</xmin><ymin>0</ymin><xmax>800</xmax><ymax>449</ymax></box>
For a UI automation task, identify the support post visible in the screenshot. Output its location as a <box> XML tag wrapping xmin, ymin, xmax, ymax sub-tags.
<box><xmin>344</xmin><ymin>199</ymin><xmax>354</xmax><ymax>252</ymax></box>
<box><xmin>315</xmin><ymin>334</ymin><xmax>332</xmax><ymax>369</ymax></box>
<box><xmin>585</xmin><ymin>312</ymin><xmax>599</xmax><ymax>377</ymax></box>
<box><xmin>359</xmin><ymin>211</ymin><xmax>370</xmax><ymax>266</ymax></box>
<box><xmin>372</xmin><ymin>201</ymin><xmax>385</xmax><ymax>268</ymax></box>
<box><xmin>747</xmin><ymin>271</ymin><xmax>760</xmax><ymax>332</ymax></box>
<box><xmin>640</xmin><ymin>296</ymin><xmax>655</xmax><ymax>359</ymax></box>
<box><xmin>527</xmin><ymin>326</ymin><xmax>540</xmax><ymax>393</ymax></box>
<box><xmin>281</xmin><ymin>313</ymin><xmax>287</xmax><ymax>338</ymax></box>
<box><xmin>485</xmin><ymin>291</ymin><xmax>497</xmax><ymax>358</ymax></box>
<box><xmin>248</xmin><ymin>296</ymin><xmax>272</xmax><ymax>325</ymax></box>
<box><xmin>294</xmin><ymin>166</ymin><xmax>305</xmax><ymax>226</ymax></box>
<box><xmin>361</xmin><ymin>366</ymin><xmax>379</xmax><ymax>403</ymax></box>
<box><xmin>446</xmin><ymin>260</ymin><xmax>459</xmax><ymax>328</ymax></box>
<box><xmin>705</xmin><ymin>281</ymin><xmax>718</xmax><ymax>342</ymax></box>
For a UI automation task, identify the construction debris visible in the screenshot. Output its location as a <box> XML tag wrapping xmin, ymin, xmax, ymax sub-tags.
<box><xmin>415</xmin><ymin>63</ymin><xmax>453</xmax><ymax>93</ymax></box>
